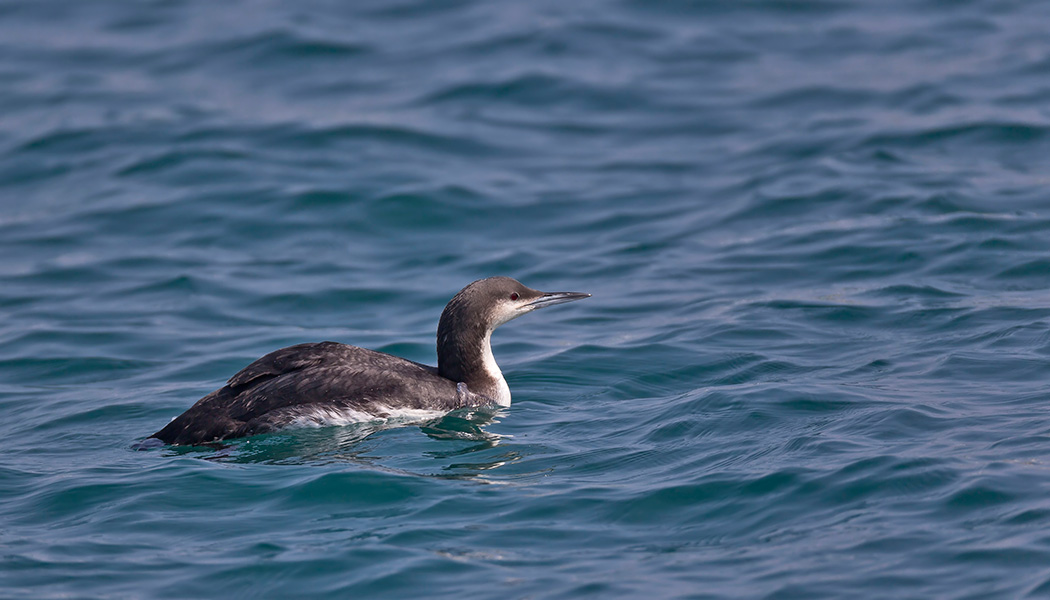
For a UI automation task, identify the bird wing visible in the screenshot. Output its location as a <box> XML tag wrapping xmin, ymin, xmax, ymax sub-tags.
<box><xmin>225</xmin><ymin>341</ymin><xmax>346</xmax><ymax>388</ymax></box>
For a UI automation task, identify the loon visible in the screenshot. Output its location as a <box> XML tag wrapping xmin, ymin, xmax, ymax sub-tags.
<box><xmin>149</xmin><ymin>276</ymin><xmax>589</xmax><ymax>446</ymax></box>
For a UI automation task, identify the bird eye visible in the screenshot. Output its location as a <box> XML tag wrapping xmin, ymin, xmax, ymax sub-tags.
<box><xmin>509</xmin><ymin>293</ymin><xmax>519</xmax><ymax>301</ymax></box>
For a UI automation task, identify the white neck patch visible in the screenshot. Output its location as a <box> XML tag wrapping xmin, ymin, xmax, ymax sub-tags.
<box><xmin>479</xmin><ymin>330</ymin><xmax>511</xmax><ymax>406</ymax></box>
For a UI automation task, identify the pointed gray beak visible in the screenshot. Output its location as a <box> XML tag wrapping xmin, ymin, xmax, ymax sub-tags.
<box><xmin>527</xmin><ymin>291</ymin><xmax>591</xmax><ymax>309</ymax></box>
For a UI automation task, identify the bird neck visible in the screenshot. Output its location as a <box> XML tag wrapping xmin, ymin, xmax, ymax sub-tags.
<box><xmin>437</xmin><ymin>315</ymin><xmax>511</xmax><ymax>406</ymax></box>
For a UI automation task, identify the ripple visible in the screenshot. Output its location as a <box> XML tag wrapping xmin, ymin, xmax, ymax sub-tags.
<box><xmin>4</xmin><ymin>0</ymin><xmax>1050</xmax><ymax>597</ymax></box>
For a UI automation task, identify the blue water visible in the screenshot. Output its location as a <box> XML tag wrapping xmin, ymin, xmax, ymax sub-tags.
<box><xmin>4</xmin><ymin>0</ymin><xmax>1050</xmax><ymax>597</ymax></box>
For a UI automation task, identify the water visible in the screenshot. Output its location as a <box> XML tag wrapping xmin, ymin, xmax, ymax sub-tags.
<box><xmin>3</xmin><ymin>0</ymin><xmax>1050</xmax><ymax>597</ymax></box>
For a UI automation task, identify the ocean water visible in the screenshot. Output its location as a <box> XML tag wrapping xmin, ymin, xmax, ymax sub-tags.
<box><xmin>3</xmin><ymin>0</ymin><xmax>1050</xmax><ymax>597</ymax></box>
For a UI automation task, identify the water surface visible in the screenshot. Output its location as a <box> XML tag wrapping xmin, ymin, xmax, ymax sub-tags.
<box><xmin>3</xmin><ymin>0</ymin><xmax>1050</xmax><ymax>598</ymax></box>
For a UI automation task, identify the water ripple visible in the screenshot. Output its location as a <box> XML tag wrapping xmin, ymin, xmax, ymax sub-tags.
<box><xmin>4</xmin><ymin>0</ymin><xmax>1050</xmax><ymax>598</ymax></box>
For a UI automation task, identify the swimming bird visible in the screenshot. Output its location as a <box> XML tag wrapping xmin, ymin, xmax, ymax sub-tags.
<box><xmin>149</xmin><ymin>277</ymin><xmax>590</xmax><ymax>446</ymax></box>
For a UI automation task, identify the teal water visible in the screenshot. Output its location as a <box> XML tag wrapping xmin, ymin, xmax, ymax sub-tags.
<box><xmin>4</xmin><ymin>0</ymin><xmax>1050</xmax><ymax>597</ymax></box>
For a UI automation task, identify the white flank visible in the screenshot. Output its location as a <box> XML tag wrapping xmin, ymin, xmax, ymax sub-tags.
<box><xmin>284</xmin><ymin>403</ymin><xmax>447</xmax><ymax>429</ymax></box>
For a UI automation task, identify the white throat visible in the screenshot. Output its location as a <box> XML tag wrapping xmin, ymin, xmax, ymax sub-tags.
<box><xmin>480</xmin><ymin>330</ymin><xmax>511</xmax><ymax>407</ymax></box>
